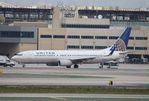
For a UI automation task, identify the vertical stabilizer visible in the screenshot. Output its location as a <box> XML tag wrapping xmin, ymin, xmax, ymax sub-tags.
<box><xmin>110</xmin><ymin>27</ymin><xmax>131</xmax><ymax>51</ymax></box>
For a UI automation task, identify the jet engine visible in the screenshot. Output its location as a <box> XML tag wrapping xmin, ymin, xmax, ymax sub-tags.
<box><xmin>59</xmin><ymin>60</ymin><xmax>72</xmax><ymax>66</ymax></box>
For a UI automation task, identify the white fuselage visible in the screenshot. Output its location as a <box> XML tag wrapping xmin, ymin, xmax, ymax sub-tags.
<box><xmin>11</xmin><ymin>49</ymin><xmax>125</xmax><ymax>65</ymax></box>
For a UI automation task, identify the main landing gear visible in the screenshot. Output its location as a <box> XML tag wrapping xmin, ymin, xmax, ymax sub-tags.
<box><xmin>99</xmin><ymin>63</ymin><xmax>112</xmax><ymax>69</ymax></box>
<box><xmin>66</xmin><ymin>64</ymin><xmax>79</xmax><ymax>69</ymax></box>
<box><xmin>22</xmin><ymin>64</ymin><xmax>26</xmax><ymax>68</ymax></box>
<box><xmin>74</xmin><ymin>64</ymin><xmax>79</xmax><ymax>68</ymax></box>
<box><xmin>99</xmin><ymin>63</ymin><xmax>103</xmax><ymax>68</ymax></box>
<box><xmin>107</xmin><ymin>63</ymin><xmax>111</xmax><ymax>69</ymax></box>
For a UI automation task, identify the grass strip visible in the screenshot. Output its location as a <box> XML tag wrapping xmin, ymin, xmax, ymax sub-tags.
<box><xmin>0</xmin><ymin>86</ymin><xmax>149</xmax><ymax>94</ymax></box>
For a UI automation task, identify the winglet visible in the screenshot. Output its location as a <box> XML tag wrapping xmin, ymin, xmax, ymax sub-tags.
<box><xmin>108</xmin><ymin>45</ymin><xmax>115</xmax><ymax>56</ymax></box>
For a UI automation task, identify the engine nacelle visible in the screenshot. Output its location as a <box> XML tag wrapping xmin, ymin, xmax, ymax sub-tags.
<box><xmin>59</xmin><ymin>60</ymin><xmax>72</xmax><ymax>66</ymax></box>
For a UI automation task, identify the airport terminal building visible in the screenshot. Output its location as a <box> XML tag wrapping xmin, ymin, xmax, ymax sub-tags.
<box><xmin>0</xmin><ymin>5</ymin><xmax>149</xmax><ymax>63</ymax></box>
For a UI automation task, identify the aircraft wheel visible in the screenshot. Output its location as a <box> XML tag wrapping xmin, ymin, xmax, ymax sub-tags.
<box><xmin>107</xmin><ymin>63</ymin><xmax>111</xmax><ymax>68</ymax></box>
<box><xmin>22</xmin><ymin>64</ymin><xmax>25</xmax><ymax>68</ymax></box>
<box><xmin>99</xmin><ymin>63</ymin><xmax>103</xmax><ymax>69</ymax></box>
<box><xmin>66</xmin><ymin>66</ymin><xmax>71</xmax><ymax>68</ymax></box>
<box><xmin>74</xmin><ymin>64</ymin><xmax>79</xmax><ymax>68</ymax></box>
<box><xmin>99</xmin><ymin>66</ymin><xmax>103</xmax><ymax>68</ymax></box>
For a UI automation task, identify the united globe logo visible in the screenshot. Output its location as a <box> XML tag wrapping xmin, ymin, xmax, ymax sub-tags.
<box><xmin>113</xmin><ymin>39</ymin><xmax>126</xmax><ymax>51</ymax></box>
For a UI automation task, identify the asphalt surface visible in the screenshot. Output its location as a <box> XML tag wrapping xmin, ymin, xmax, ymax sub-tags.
<box><xmin>0</xmin><ymin>64</ymin><xmax>149</xmax><ymax>87</ymax></box>
<box><xmin>0</xmin><ymin>93</ymin><xmax>149</xmax><ymax>101</ymax></box>
<box><xmin>0</xmin><ymin>64</ymin><xmax>149</xmax><ymax>100</ymax></box>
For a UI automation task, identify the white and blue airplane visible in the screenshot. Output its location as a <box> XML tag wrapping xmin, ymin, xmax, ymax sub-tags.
<box><xmin>12</xmin><ymin>27</ymin><xmax>132</xmax><ymax>68</ymax></box>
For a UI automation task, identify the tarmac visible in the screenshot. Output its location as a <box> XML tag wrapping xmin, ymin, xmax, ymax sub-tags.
<box><xmin>0</xmin><ymin>93</ymin><xmax>149</xmax><ymax>101</ymax></box>
<box><xmin>0</xmin><ymin>63</ymin><xmax>149</xmax><ymax>87</ymax></box>
<box><xmin>0</xmin><ymin>63</ymin><xmax>149</xmax><ymax>100</ymax></box>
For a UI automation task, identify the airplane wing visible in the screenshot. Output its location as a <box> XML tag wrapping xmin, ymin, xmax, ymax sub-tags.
<box><xmin>70</xmin><ymin>57</ymin><xmax>96</xmax><ymax>64</ymax></box>
<box><xmin>70</xmin><ymin>47</ymin><xmax>116</xmax><ymax>64</ymax></box>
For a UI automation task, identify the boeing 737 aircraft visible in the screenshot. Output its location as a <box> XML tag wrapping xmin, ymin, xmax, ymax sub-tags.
<box><xmin>12</xmin><ymin>27</ymin><xmax>131</xmax><ymax>68</ymax></box>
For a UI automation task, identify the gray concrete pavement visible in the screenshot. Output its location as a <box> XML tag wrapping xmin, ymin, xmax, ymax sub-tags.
<box><xmin>0</xmin><ymin>64</ymin><xmax>149</xmax><ymax>100</ymax></box>
<box><xmin>0</xmin><ymin>93</ymin><xmax>149</xmax><ymax>101</ymax></box>
<box><xmin>0</xmin><ymin>93</ymin><xmax>149</xmax><ymax>98</ymax></box>
<box><xmin>0</xmin><ymin>64</ymin><xmax>149</xmax><ymax>87</ymax></box>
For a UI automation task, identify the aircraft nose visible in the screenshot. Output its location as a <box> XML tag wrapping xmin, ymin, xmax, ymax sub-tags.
<box><xmin>11</xmin><ymin>56</ymin><xmax>18</xmax><ymax>61</ymax></box>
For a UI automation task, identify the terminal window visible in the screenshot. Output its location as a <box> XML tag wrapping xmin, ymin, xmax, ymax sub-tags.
<box><xmin>95</xmin><ymin>36</ymin><xmax>107</xmax><ymax>39</ymax></box>
<box><xmin>67</xmin><ymin>35</ymin><xmax>80</xmax><ymax>39</ymax></box>
<box><xmin>21</xmin><ymin>32</ymin><xmax>34</xmax><ymax>38</ymax></box>
<box><xmin>81</xmin><ymin>35</ymin><xmax>94</xmax><ymax>39</ymax></box>
<box><xmin>40</xmin><ymin>35</ymin><xmax>52</xmax><ymax>38</ymax></box>
<box><xmin>129</xmin><ymin>37</ymin><xmax>134</xmax><ymax>40</ymax></box>
<box><xmin>0</xmin><ymin>31</ymin><xmax>20</xmax><ymax>38</ymax></box>
<box><xmin>95</xmin><ymin>46</ymin><xmax>107</xmax><ymax>49</ymax></box>
<box><xmin>67</xmin><ymin>45</ymin><xmax>80</xmax><ymax>49</ymax></box>
<box><xmin>53</xmin><ymin>35</ymin><xmax>65</xmax><ymax>38</ymax></box>
<box><xmin>0</xmin><ymin>31</ymin><xmax>34</xmax><ymax>38</ymax></box>
<box><xmin>135</xmin><ymin>37</ymin><xmax>148</xmax><ymax>40</ymax></box>
<box><xmin>135</xmin><ymin>47</ymin><xmax>147</xmax><ymax>50</ymax></box>
<box><xmin>81</xmin><ymin>46</ymin><xmax>93</xmax><ymax>49</ymax></box>
<box><xmin>62</xmin><ymin>24</ymin><xmax>109</xmax><ymax>29</ymax></box>
<box><xmin>109</xmin><ymin>36</ymin><xmax>119</xmax><ymax>39</ymax></box>
<box><xmin>127</xmin><ymin>47</ymin><xmax>134</xmax><ymax>50</ymax></box>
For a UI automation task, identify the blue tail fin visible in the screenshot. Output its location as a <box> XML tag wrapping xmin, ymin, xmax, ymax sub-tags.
<box><xmin>110</xmin><ymin>27</ymin><xmax>131</xmax><ymax>51</ymax></box>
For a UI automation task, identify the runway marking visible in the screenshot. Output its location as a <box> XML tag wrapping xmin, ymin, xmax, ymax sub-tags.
<box><xmin>0</xmin><ymin>73</ymin><xmax>113</xmax><ymax>79</ymax></box>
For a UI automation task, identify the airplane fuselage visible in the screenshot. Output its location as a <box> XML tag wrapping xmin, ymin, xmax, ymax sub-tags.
<box><xmin>12</xmin><ymin>49</ymin><xmax>124</xmax><ymax>64</ymax></box>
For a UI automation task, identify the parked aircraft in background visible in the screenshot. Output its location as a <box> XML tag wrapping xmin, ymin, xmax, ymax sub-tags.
<box><xmin>12</xmin><ymin>27</ymin><xmax>131</xmax><ymax>68</ymax></box>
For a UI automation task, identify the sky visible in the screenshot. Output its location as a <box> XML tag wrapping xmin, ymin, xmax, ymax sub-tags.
<box><xmin>0</xmin><ymin>0</ymin><xmax>149</xmax><ymax>8</ymax></box>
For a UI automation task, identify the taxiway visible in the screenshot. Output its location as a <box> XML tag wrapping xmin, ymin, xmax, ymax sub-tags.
<box><xmin>0</xmin><ymin>64</ymin><xmax>149</xmax><ymax>87</ymax></box>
